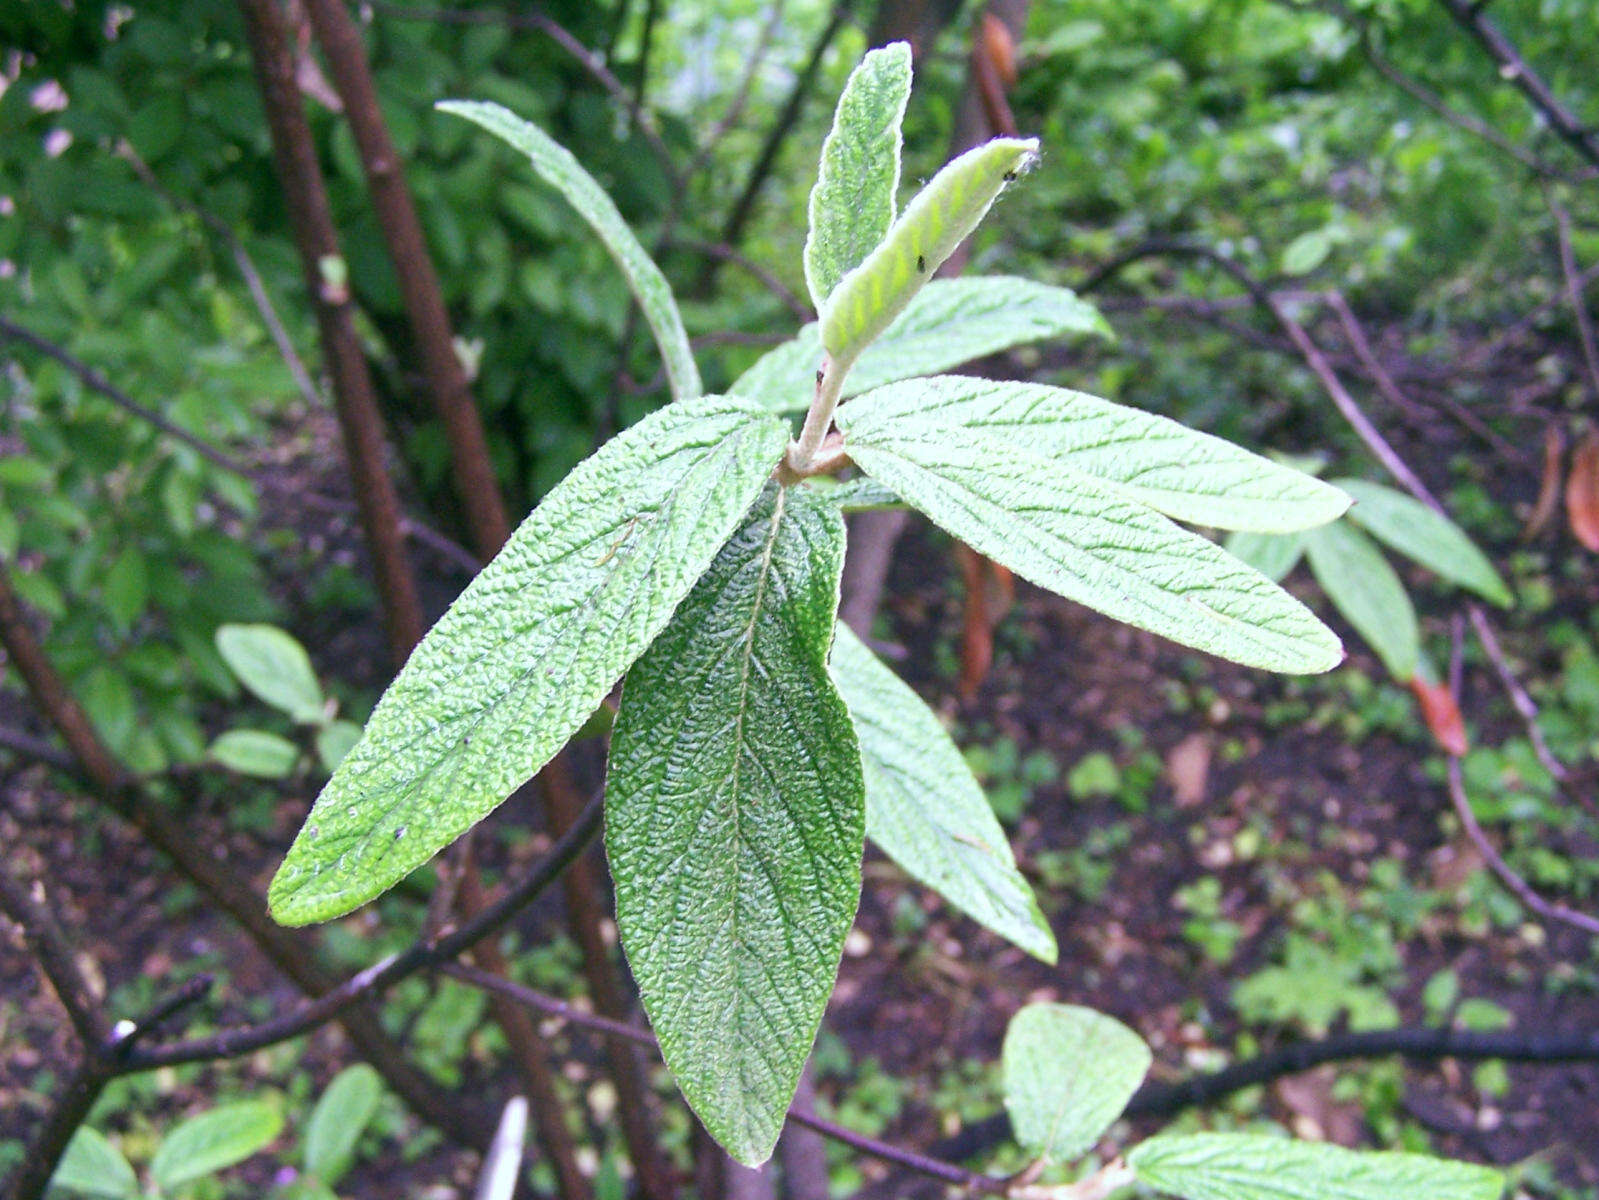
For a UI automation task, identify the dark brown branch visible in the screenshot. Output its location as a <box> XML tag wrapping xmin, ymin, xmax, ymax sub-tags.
<box><xmin>1434</xmin><ymin>0</ymin><xmax>1599</xmax><ymax>172</ymax></box>
<box><xmin>304</xmin><ymin>0</ymin><xmax>512</xmax><ymax>560</ymax></box>
<box><xmin>121</xmin><ymin>789</ymin><xmax>603</xmax><ymax>1069</ymax></box>
<box><xmin>238</xmin><ymin>0</ymin><xmax>425</xmax><ymax>665</ymax></box>
<box><xmin>0</xmin><ymin>871</ymin><xmax>112</xmax><ymax>1049</ymax></box>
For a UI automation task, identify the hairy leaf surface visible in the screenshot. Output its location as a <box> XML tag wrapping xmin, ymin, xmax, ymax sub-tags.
<box><xmin>270</xmin><ymin>397</ymin><xmax>789</xmax><ymax>925</ymax></box>
<box><xmin>820</xmin><ymin>139</ymin><xmax>1037</xmax><ymax>366</ymax></box>
<box><xmin>847</xmin><ymin>377</ymin><xmax>1348</xmax><ymax>532</ymax></box>
<box><xmin>1002</xmin><ymin>1003</ymin><xmax>1150</xmax><ymax>1161</ymax></box>
<box><xmin>1334</xmin><ymin>479</ymin><xmax>1511</xmax><ymax>606</ymax></box>
<box><xmin>804</xmin><ymin>43</ymin><xmax>911</xmax><ymax>307</ymax></box>
<box><xmin>1304</xmin><ymin>521</ymin><xmax>1419</xmax><ymax>680</ymax></box>
<box><xmin>1128</xmin><ymin>1133</ymin><xmax>1504</xmax><ymax>1200</ymax></box>
<box><xmin>835</xmin><ymin>410</ymin><xmax>1342</xmax><ymax>672</ymax></box>
<box><xmin>607</xmin><ymin>486</ymin><xmax>864</xmax><ymax>1166</ymax></box>
<box><xmin>439</xmin><ymin>100</ymin><xmax>702</xmax><ymax>400</ymax></box>
<box><xmin>731</xmin><ymin>277</ymin><xmax>1109</xmax><ymax>413</ymax></box>
<box><xmin>1225</xmin><ymin>531</ymin><xmax>1306</xmax><ymax>583</ymax></box>
<box><xmin>830</xmin><ymin>624</ymin><xmax>1054</xmax><ymax>961</ymax></box>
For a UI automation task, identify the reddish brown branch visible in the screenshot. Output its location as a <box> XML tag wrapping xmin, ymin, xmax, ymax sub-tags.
<box><xmin>238</xmin><ymin>0</ymin><xmax>424</xmax><ymax>664</ymax></box>
<box><xmin>303</xmin><ymin>0</ymin><xmax>512</xmax><ymax>560</ymax></box>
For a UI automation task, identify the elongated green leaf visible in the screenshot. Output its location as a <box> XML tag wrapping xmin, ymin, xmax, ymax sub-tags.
<box><xmin>1225</xmin><ymin>531</ymin><xmax>1306</xmax><ymax>583</ymax></box>
<box><xmin>150</xmin><ymin>1101</ymin><xmax>284</xmax><ymax>1191</ymax></box>
<box><xmin>439</xmin><ymin>100</ymin><xmax>702</xmax><ymax>400</ymax></box>
<box><xmin>731</xmin><ymin>277</ymin><xmax>1109</xmax><ymax>413</ymax></box>
<box><xmin>270</xmin><ymin>397</ymin><xmax>788</xmax><ymax>925</ymax></box>
<box><xmin>834</xmin><ymin>410</ymin><xmax>1342</xmax><ymax>673</ymax></box>
<box><xmin>804</xmin><ymin>42</ymin><xmax>912</xmax><ymax>307</ymax></box>
<box><xmin>1334</xmin><ymin>479</ymin><xmax>1511</xmax><ymax>606</ymax></box>
<box><xmin>830</xmin><ymin>624</ymin><xmax>1054</xmax><ymax>961</ymax></box>
<box><xmin>1128</xmin><ymin>1133</ymin><xmax>1504</xmax><ymax>1200</ymax></box>
<box><xmin>821</xmin><ymin>139</ymin><xmax>1037</xmax><ymax>367</ymax></box>
<box><xmin>607</xmin><ymin>485</ymin><xmax>864</xmax><ymax>1166</ymax></box>
<box><xmin>1304</xmin><ymin>522</ymin><xmax>1419</xmax><ymax>680</ymax></box>
<box><xmin>1002</xmin><ymin>1004</ymin><xmax>1151</xmax><ymax>1161</ymax></box>
<box><xmin>50</xmin><ymin>1128</ymin><xmax>137</xmax><ymax>1199</ymax></box>
<box><xmin>216</xmin><ymin>624</ymin><xmax>324</xmax><ymax>723</ymax></box>
<box><xmin>826</xmin><ymin>475</ymin><xmax>904</xmax><ymax>512</ymax></box>
<box><xmin>303</xmin><ymin>1065</ymin><xmax>383</xmax><ymax>1186</ymax></box>
<box><xmin>209</xmin><ymin>729</ymin><xmax>299</xmax><ymax>779</ymax></box>
<box><xmin>846</xmin><ymin>378</ymin><xmax>1348</xmax><ymax>532</ymax></box>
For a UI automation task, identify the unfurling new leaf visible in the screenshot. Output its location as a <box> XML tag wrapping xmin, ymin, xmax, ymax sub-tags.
<box><xmin>804</xmin><ymin>42</ymin><xmax>912</xmax><ymax>307</ymax></box>
<box><xmin>269</xmin><ymin>397</ymin><xmax>788</xmax><ymax>925</ymax></box>
<box><xmin>607</xmin><ymin>486</ymin><xmax>865</xmax><ymax>1166</ymax></box>
<box><xmin>821</xmin><ymin>137</ymin><xmax>1037</xmax><ymax>367</ymax></box>
<box><xmin>830</xmin><ymin>624</ymin><xmax>1055</xmax><ymax>961</ymax></box>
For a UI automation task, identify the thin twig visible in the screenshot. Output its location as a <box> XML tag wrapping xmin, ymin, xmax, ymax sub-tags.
<box><xmin>1447</xmin><ymin>619</ymin><xmax>1599</xmax><ymax>937</ymax></box>
<box><xmin>668</xmin><ymin>236</ymin><xmax>811</xmax><ymax>321</ymax></box>
<box><xmin>1433</xmin><ymin>0</ymin><xmax>1599</xmax><ymax>172</ymax></box>
<box><xmin>0</xmin><ymin>871</ymin><xmax>112</xmax><ymax>1048</ymax></box>
<box><xmin>441</xmin><ymin>964</ymin><xmax>1009</xmax><ymax>1195</ymax></box>
<box><xmin>113</xmin><ymin>142</ymin><xmax>326</xmax><ymax>411</ymax></box>
<box><xmin>1551</xmin><ymin>196</ymin><xmax>1599</xmax><ymax>402</ymax></box>
<box><xmin>369</xmin><ymin>2</ymin><xmax>681</xmax><ymax>194</ymax></box>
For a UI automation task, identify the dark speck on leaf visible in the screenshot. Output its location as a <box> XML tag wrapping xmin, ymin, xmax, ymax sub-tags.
<box><xmin>916</xmin><ymin>254</ymin><xmax>926</xmax><ymax>273</ymax></box>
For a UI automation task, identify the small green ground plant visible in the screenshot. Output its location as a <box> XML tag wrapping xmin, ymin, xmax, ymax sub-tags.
<box><xmin>262</xmin><ymin>42</ymin><xmax>1501</xmax><ymax>1193</ymax></box>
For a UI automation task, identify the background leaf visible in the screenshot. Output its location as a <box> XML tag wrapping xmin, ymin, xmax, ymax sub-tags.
<box><xmin>835</xmin><ymin>409</ymin><xmax>1342</xmax><ymax>673</ymax></box>
<box><xmin>439</xmin><ymin>100</ymin><xmax>703</xmax><ymax>401</ymax></box>
<box><xmin>1335</xmin><ymin>479</ymin><xmax>1511</xmax><ymax>605</ymax></box>
<box><xmin>607</xmin><ymin>485</ymin><xmax>864</xmax><ymax>1165</ymax></box>
<box><xmin>149</xmin><ymin>1100</ymin><xmax>284</xmax><ymax>1191</ymax></box>
<box><xmin>302</xmin><ymin>1064</ymin><xmax>384</xmax><ymax>1186</ymax></box>
<box><xmin>820</xmin><ymin>138</ymin><xmax>1037</xmax><ymax>367</ymax></box>
<box><xmin>49</xmin><ymin>1128</ymin><xmax>137</xmax><ymax>1199</ymax></box>
<box><xmin>1128</xmin><ymin>1133</ymin><xmax>1504</xmax><ymax>1200</ymax></box>
<box><xmin>830</xmin><ymin>624</ymin><xmax>1054</xmax><ymax>961</ymax></box>
<box><xmin>270</xmin><ymin>397</ymin><xmax>788</xmax><ymax>925</ymax></box>
<box><xmin>1304</xmin><ymin>521</ymin><xmax>1419</xmax><ymax>680</ymax></box>
<box><xmin>1002</xmin><ymin>1003</ymin><xmax>1151</xmax><ymax>1161</ymax></box>
<box><xmin>847</xmin><ymin>377</ymin><xmax>1349</xmax><ymax>532</ymax></box>
<box><xmin>215</xmin><ymin>624</ymin><xmax>324</xmax><ymax>723</ymax></box>
<box><xmin>804</xmin><ymin>42</ymin><xmax>912</xmax><ymax>307</ymax></box>
<box><xmin>731</xmin><ymin>278</ymin><xmax>1109</xmax><ymax>413</ymax></box>
<box><xmin>209</xmin><ymin>729</ymin><xmax>300</xmax><ymax>779</ymax></box>
<box><xmin>1224</xmin><ymin>531</ymin><xmax>1306</xmax><ymax>583</ymax></box>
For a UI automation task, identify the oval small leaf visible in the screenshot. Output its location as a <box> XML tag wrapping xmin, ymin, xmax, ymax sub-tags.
<box><xmin>216</xmin><ymin>624</ymin><xmax>324</xmax><ymax>723</ymax></box>
<box><xmin>150</xmin><ymin>1100</ymin><xmax>284</xmax><ymax>1192</ymax></box>
<box><xmin>209</xmin><ymin>729</ymin><xmax>300</xmax><ymax>779</ymax></box>
<box><xmin>303</xmin><ymin>1064</ymin><xmax>384</xmax><ymax>1186</ymax></box>
<box><xmin>49</xmin><ymin>1128</ymin><xmax>138</xmax><ymax>1199</ymax></box>
<box><xmin>1003</xmin><ymin>1003</ymin><xmax>1151</xmax><ymax>1162</ymax></box>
